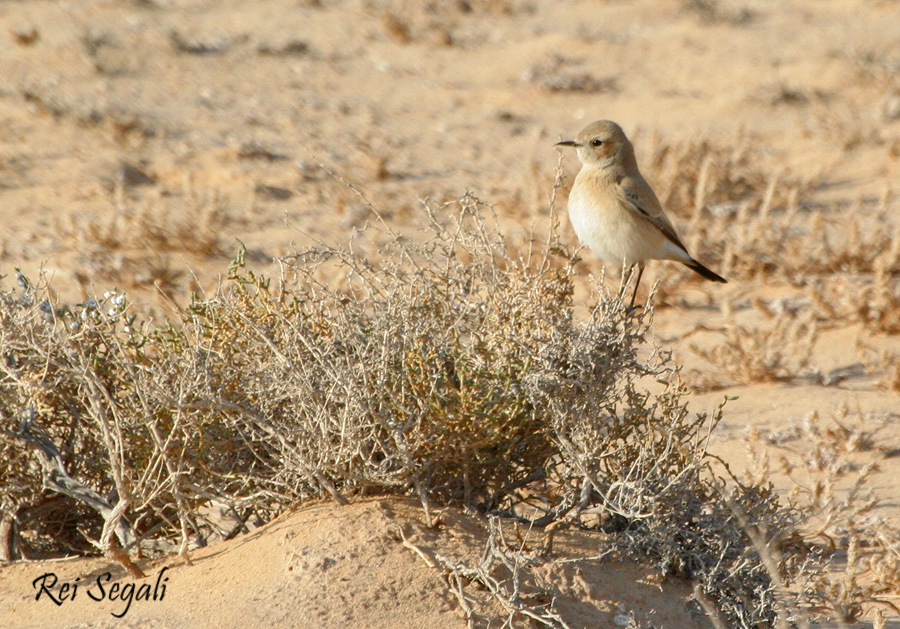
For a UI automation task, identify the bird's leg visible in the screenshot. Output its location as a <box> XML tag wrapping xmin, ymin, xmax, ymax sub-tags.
<box><xmin>630</xmin><ymin>263</ymin><xmax>645</xmax><ymax>307</ymax></box>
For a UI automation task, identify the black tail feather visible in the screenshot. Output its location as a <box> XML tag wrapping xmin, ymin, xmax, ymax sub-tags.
<box><xmin>685</xmin><ymin>259</ymin><xmax>727</xmax><ymax>283</ymax></box>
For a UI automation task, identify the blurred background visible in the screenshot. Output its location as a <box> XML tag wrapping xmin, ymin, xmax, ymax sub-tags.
<box><xmin>1</xmin><ymin>0</ymin><xmax>897</xmax><ymax>311</ymax></box>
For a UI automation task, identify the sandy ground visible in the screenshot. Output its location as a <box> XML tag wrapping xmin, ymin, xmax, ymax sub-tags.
<box><xmin>2</xmin><ymin>0</ymin><xmax>900</xmax><ymax>626</ymax></box>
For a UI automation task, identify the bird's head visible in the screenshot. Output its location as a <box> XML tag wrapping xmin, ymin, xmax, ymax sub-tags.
<box><xmin>556</xmin><ymin>120</ymin><xmax>632</xmax><ymax>170</ymax></box>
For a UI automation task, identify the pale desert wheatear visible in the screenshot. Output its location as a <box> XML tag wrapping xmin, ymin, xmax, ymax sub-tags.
<box><xmin>556</xmin><ymin>120</ymin><xmax>726</xmax><ymax>305</ymax></box>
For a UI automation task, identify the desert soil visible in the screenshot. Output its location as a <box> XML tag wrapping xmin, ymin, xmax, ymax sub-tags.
<box><xmin>1</xmin><ymin>0</ymin><xmax>899</xmax><ymax>627</ymax></box>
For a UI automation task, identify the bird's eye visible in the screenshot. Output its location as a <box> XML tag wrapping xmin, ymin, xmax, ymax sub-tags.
<box><xmin>590</xmin><ymin>139</ymin><xmax>603</xmax><ymax>147</ymax></box>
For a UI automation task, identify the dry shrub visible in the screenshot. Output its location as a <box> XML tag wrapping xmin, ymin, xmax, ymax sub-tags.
<box><xmin>401</xmin><ymin>517</ymin><xmax>573</xmax><ymax>628</ymax></box>
<box><xmin>2</xmin><ymin>194</ymin><xmax>663</xmax><ymax>557</ymax></box>
<box><xmin>181</xmin><ymin>194</ymin><xmax>675</xmax><ymax>515</ymax></box>
<box><xmin>560</xmin><ymin>394</ymin><xmax>796</xmax><ymax>628</ymax></box>
<box><xmin>1</xmin><ymin>192</ymin><xmax>893</xmax><ymax>626</ymax></box>
<box><xmin>0</xmin><ymin>280</ymin><xmax>178</xmax><ymax>561</ymax></box>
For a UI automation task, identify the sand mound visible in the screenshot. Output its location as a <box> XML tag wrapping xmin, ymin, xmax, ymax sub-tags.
<box><xmin>2</xmin><ymin>499</ymin><xmax>707</xmax><ymax>628</ymax></box>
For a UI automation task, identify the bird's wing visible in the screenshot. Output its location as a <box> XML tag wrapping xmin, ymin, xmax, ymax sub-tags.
<box><xmin>617</xmin><ymin>176</ymin><xmax>689</xmax><ymax>253</ymax></box>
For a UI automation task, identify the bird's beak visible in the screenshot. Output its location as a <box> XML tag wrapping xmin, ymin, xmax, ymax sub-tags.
<box><xmin>555</xmin><ymin>140</ymin><xmax>579</xmax><ymax>148</ymax></box>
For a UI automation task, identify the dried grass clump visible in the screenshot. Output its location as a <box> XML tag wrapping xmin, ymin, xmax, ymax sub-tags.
<box><xmin>51</xmin><ymin>180</ymin><xmax>232</xmax><ymax>299</ymax></box>
<box><xmin>57</xmin><ymin>182</ymin><xmax>227</xmax><ymax>258</ymax></box>
<box><xmin>687</xmin><ymin>301</ymin><xmax>819</xmax><ymax>388</ymax></box>
<box><xmin>376</xmin><ymin>0</ymin><xmax>525</xmax><ymax>46</ymax></box>
<box><xmin>761</xmin><ymin>196</ymin><xmax>900</xmax><ymax>281</ymax></box>
<box><xmin>521</xmin><ymin>55</ymin><xmax>618</xmax><ymax>94</ymax></box>
<box><xmin>809</xmin><ymin>253</ymin><xmax>900</xmax><ymax>334</ymax></box>
<box><xmin>873</xmin><ymin>349</ymin><xmax>900</xmax><ymax>392</ymax></box>
<box><xmin>637</xmin><ymin>135</ymin><xmax>898</xmax><ymax>306</ymax></box>
<box><xmin>634</xmin><ymin>136</ymin><xmax>812</xmax><ymax>291</ymax></box>
<box><xmin>745</xmin><ymin>408</ymin><xmax>900</xmax><ymax>624</ymax></box>
<box><xmin>641</xmin><ymin>136</ymin><xmax>788</xmax><ymax>222</ymax></box>
<box><xmin>751</xmin><ymin>407</ymin><xmax>884</xmax><ymax>475</ymax></box>
<box><xmin>729</xmin><ymin>189</ymin><xmax>899</xmax><ymax>290</ymax></box>
<box><xmin>681</xmin><ymin>0</ymin><xmax>754</xmax><ymax>25</ymax></box>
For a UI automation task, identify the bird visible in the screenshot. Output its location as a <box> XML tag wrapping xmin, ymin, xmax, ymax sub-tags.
<box><xmin>556</xmin><ymin>120</ymin><xmax>726</xmax><ymax>306</ymax></box>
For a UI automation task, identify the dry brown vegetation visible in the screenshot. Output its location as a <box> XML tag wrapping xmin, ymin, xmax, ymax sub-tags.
<box><xmin>3</xmin><ymin>191</ymin><xmax>900</xmax><ymax>626</ymax></box>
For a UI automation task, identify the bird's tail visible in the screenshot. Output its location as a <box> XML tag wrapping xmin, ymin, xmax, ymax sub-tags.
<box><xmin>684</xmin><ymin>259</ymin><xmax>727</xmax><ymax>283</ymax></box>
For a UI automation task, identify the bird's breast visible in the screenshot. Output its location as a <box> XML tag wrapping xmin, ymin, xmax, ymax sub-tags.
<box><xmin>567</xmin><ymin>175</ymin><xmax>668</xmax><ymax>265</ymax></box>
